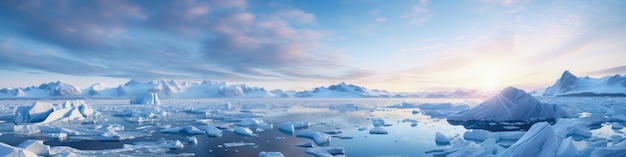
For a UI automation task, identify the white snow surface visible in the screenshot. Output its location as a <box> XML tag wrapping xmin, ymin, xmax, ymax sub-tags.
<box><xmin>259</xmin><ymin>151</ymin><xmax>285</xmax><ymax>157</ymax></box>
<box><xmin>17</xmin><ymin>140</ymin><xmax>50</xmax><ymax>156</ymax></box>
<box><xmin>0</xmin><ymin>142</ymin><xmax>38</xmax><ymax>157</ymax></box>
<box><xmin>499</xmin><ymin>122</ymin><xmax>576</xmax><ymax>157</ymax></box>
<box><xmin>296</xmin><ymin>129</ymin><xmax>331</xmax><ymax>145</ymax></box>
<box><xmin>448</xmin><ymin>87</ymin><xmax>571</xmax><ymax>121</ymax></box>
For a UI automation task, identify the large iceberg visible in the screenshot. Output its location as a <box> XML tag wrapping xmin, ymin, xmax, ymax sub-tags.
<box><xmin>13</xmin><ymin>100</ymin><xmax>98</xmax><ymax>124</ymax></box>
<box><xmin>448</xmin><ymin>87</ymin><xmax>571</xmax><ymax>122</ymax></box>
<box><xmin>130</xmin><ymin>92</ymin><xmax>161</xmax><ymax>105</ymax></box>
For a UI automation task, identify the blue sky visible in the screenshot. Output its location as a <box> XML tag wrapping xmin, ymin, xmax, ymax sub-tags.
<box><xmin>0</xmin><ymin>0</ymin><xmax>625</xmax><ymax>92</ymax></box>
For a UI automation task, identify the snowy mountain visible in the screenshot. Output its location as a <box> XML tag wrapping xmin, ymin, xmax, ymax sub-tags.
<box><xmin>543</xmin><ymin>71</ymin><xmax>626</xmax><ymax>97</ymax></box>
<box><xmin>0</xmin><ymin>81</ymin><xmax>82</xmax><ymax>98</ymax></box>
<box><xmin>96</xmin><ymin>79</ymin><xmax>274</xmax><ymax>98</ymax></box>
<box><xmin>293</xmin><ymin>82</ymin><xmax>403</xmax><ymax>98</ymax></box>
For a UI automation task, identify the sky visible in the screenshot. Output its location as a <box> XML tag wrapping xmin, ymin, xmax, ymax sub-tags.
<box><xmin>0</xmin><ymin>0</ymin><xmax>625</xmax><ymax>92</ymax></box>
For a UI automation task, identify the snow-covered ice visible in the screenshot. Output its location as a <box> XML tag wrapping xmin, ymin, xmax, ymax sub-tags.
<box><xmin>435</xmin><ymin>132</ymin><xmax>451</xmax><ymax>144</ymax></box>
<box><xmin>0</xmin><ymin>142</ymin><xmax>38</xmax><ymax>157</ymax></box>
<box><xmin>234</xmin><ymin>127</ymin><xmax>256</xmax><ymax>137</ymax></box>
<box><xmin>259</xmin><ymin>151</ymin><xmax>285</xmax><ymax>157</ymax></box>
<box><xmin>369</xmin><ymin>126</ymin><xmax>388</xmax><ymax>134</ymax></box>
<box><xmin>17</xmin><ymin>140</ymin><xmax>50</xmax><ymax>156</ymax></box>
<box><xmin>130</xmin><ymin>92</ymin><xmax>161</xmax><ymax>105</ymax></box>
<box><xmin>296</xmin><ymin>129</ymin><xmax>331</xmax><ymax>145</ymax></box>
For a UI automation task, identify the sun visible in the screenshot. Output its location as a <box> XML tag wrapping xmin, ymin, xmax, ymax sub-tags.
<box><xmin>482</xmin><ymin>76</ymin><xmax>499</xmax><ymax>90</ymax></box>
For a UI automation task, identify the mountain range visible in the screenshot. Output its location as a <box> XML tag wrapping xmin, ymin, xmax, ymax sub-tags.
<box><xmin>543</xmin><ymin>71</ymin><xmax>626</xmax><ymax>97</ymax></box>
<box><xmin>1</xmin><ymin>70</ymin><xmax>624</xmax><ymax>99</ymax></box>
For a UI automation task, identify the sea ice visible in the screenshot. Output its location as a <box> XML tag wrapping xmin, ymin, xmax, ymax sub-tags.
<box><xmin>369</xmin><ymin>126</ymin><xmax>388</xmax><ymax>134</ymax></box>
<box><xmin>198</xmin><ymin>125</ymin><xmax>223</xmax><ymax>137</ymax></box>
<box><xmin>259</xmin><ymin>151</ymin><xmax>285</xmax><ymax>157</ymax></box>
<box><xmin>236</xmin><ymin>118</ymin><xmax>266</xmax><ymax>126</ymax></box>
<box><xmin>0</xmin><ymin>142</ymin><xmax>38</xmax><ymax>157</ymax></box>
<box><xmin>296</xmin><ymin>129</ymin><xmax>331</xmax><ymax>145</ymax></box>
<box><xmin>305</xmin><ymin>147</ymin><xmax>345</xmax><ymax>157</ymax></box>
<box><xmin>278</xmin><ymin>121</ymin><xmax>311</xmax><ymax>134</ymax></box>
<box><xmin>223</xmin><ymin>142</ymin><xmax>255</xmax><ymax>147</ymax></box>
<box><xmin>160</xmin><ymin>126</ymin><xmax>204</xmax><ymax>135</ymax></box>
<box><xmin>372</xmin><ymin>118</ymin><xmax>385</xmax><ymax>126</ymax></box>
<box><xmin>234</xmin><ymin>127</ymin><xmax>256</xmax><ymax>136</ymax></box>
<box><xmin>115</xmin><ymin>107</ymin><xmax>167</xmax><ymax>118</ymax></box>
<box><xmin>17</xmin><ymin>140</ymin><xmax>50</xmax><ymax>156</ymax></box>
<box><xmin>294</xmin><ymin>142</ymin><xmax>315</xmax><ymax>148</ymax></box>
<box><xmin>130</xmin><ymin>92</ymin><xmax>161</xmax><ymax>105</ymax></box>
<box><xmin>184</xmin><ymin>136</ymin><xmax>198</xmax><ymax>144</ymax></box>
<box><xmin>133</xmin><ymin>140</ymin><xmax>184</xmax><ymax>149</ymax></box>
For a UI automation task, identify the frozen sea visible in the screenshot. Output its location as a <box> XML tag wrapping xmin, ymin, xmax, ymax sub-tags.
<box><xmin>1</xmin><ymin>97</ymin><xmax>625</xmax><ymax>156</ymax></box>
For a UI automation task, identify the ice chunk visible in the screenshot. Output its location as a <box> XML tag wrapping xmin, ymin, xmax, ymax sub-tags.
<box><xmin>259</xmin><ymin>151</ymin><xmax>285</xmax><ymax>157</ymax></box>
<box><xmin>234</xmin><ymin>127</ymin><xmax>256</xmax><ymax>137</ymax></box>
<box><xmin>130</xmin><ymin>92</ymin><xmax>161</xmax><ymax>105</ymax></box>
<box><xmin>0</xmin><ymin>142</ymin><xmax>38</xmax><ymax>157</ymax></box>
<box><xmin>100</xmin><ymin>130</ymin><xmax>121</xmax><ymax>139</ymax></box>
<box><xmin>435</xmin><ymin>132</ymin><xmax>451</xmax><ymax>144</ymax></box>
<box><xmin>305</xmin><ymin>147</ymin><xmax>345</xmax><ymax>157</ymax></box>
<box><xmin>296</xmin><ymin>129</ymin><xmax>331</xmax><ymax>145</ymax></box>
<box><xmin>369</xmin><ymin>126</ymin><xmax>388</xmax><ymax>134</ymax></box>
<box><xmin>17</xmin><ymin>140</ymin><xmax>50</xmax><ymax>156</ymax></box>
<box><xmin>184</xmin><ymin>136</ymin><xmax>198</xmax><ymax>144</ymax></box>
<box><xmin>236</xmin><ymin>118</ymin><xmax>266</xmax><ymax>126</ymax></box>
<box><xmin>372</xmin><ymin>118</ymin><xmax>385</xmax><ymax>126</ymax></box>
<box><xmin>223</xmin><ymin>142</ymin><xmax>255</xmax><ymax>147</ymax></box>
<box><xmin>499</xmin><ymin>122</ymin><xmax>559</xmax><ymax>157</ymax></box>
<box><xmin>278</xmin><ymin>121</ymin><xmax>311</xmax><ymax>133</ymax></box>
<box><xmin>552</xmin><ymin>118</ymin><xmax>591</xmax><ymax>139</ymax></box>
<box><xmin>448</xmin><ymin>87</ymin><xmax>571</xmax><ymax>122</ymax></box>
<box><xmin>198</xmin><ymin>125</ymin><xmax>223</xmax><ymax>137</ymax></box>
<box><xmin>589</xmin><ymin>140</ymin><xmax>626</xmax><ymax>157</ymax></box>
<box><xmin>295</xmin><ymin>142</ymin><xmax>315</xmax><ymax>148</ymax></box>
<box><xmin>323</xmin><ymin>129</ymin><xmax>342</xmax><ymax>134</ymax></box>
<box><xmin>115</xmin><ymin>107</ymin><xmax>167</xmax><ymax>118</ymax></box>
<box><xmin>160</xmin><ymin>126</ymin><xmax>204</xmax><ymax>135</ymax></box>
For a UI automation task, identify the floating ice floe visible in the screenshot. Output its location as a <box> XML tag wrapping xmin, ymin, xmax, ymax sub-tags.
<box><xmin>115</xmin><ymin>106</ymin><xmax>167</xmax><ymax>118</ymax></box>
<box><xmin>278</xmin><ymin>121</ymin><xmax>311</xmax><ymax>134</ymax></box>
<box><xmin>305</xmin><ymin>147</ymin><xmax>345</xmax><ymax>157</ymax></box>
<box><xmin>0</xmin><ymin>142</ymin><xmax>38</xmax><ymax>157</ymax></box>
<box><xmin>160</xmin><ymin>126</ymin><xmax>204</xmax><ymax>135</ymax></box>
<box><xmin>372</xmin><ymin>118</ymin><xmax>385</xmax><ymax>126</ymax></box>
<box><xmin>13</xmin><ymin>100</ymin><xmax>98</xmax><ymax>124</ymax></box>
<box><xmin>223</xmin><ymin>142</ymin><xmax>255</xmax><ymax>147</ymax></box>
<box><xmin>198</xmin><ymin>125</ymin><xmax>223</xmax><ymax>137</ymax></box>
<box><xmin>448</xmin><ymin>87</ymin><xmax>572</xmax><ymax>122</ymax></box>
<box><xmin>130</xmin><ymin>92</ymin><xmax>161</xmax><ymax>105</ymax></box>
<box><xmin>294</xmin><ymin>142</ymin><xmax>315</xmax><ymax>148</ymax></box>
<box><xmin>430</xmin><ymin>138</ymin><xmax>498</xmax><ymax>157</ymax></box>
<box><xmin>435</xmin><ymin>132</ymin><xmax>451</xmax><ymax>144</ymax></box>
<box><xmin>551</xmin><ymin>118</ymin><xmax>592</xmax><ymax>139</ymax></box>
<box><xmin>463</xmin><ymin>130</ymin><xmax>525</xmax><ymax>142</ymax></box>
<box><xmin>369</xmin><ymin>126</ymin><xmax>388</xmax><ymax>135</ymax></box>
<box><xmin>133</xmin><ymin>140</ymin><xmax>184</xmax><ymax>149</ymax></box>
<box><xmin>236</xmin><ymin>118</ymin><xmax>266</xmax><ymax>126</ymax></box>
<box><xmin>234</xmin><ymin>127</ymin><xmax>256</xmax><ymax>136</ymax></box>
<box><xmin>259</xmin><ymin>151</ymin><xmax>285</xmax><ymax>157</ymax></box>
<box><xmin>296</xmin><ymin>129</ymin><xmax>331</xmax><ymax>145</ymax></box>
<box><xmin>184</xmin><ymin>136</ymin><xmax>198</xmax><ymax>144</ymax></box>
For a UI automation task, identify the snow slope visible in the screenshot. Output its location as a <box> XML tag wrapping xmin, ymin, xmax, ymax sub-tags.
<box><xmin>543</xmin><ymin>71</ymin><xmax>626</xmax><ymax>96</ymax></box>
<box><xmin>448</xmin><ymin>87</ymin><xmax>571</xmax><ymax>122</ymax></box>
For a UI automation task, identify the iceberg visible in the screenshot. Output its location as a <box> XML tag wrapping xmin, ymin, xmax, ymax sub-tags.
<box><xmin>448</xmin><ymin>87</ymin><xmax>571</xmax><ymax>122</ymax></box>
<box><xmin>130</xmin><ymin>92</ymin><xmax>161</xmax><ymax>105</ymax></box>
<box><xmin>277</xmin><ymin>121</ymin><xmax>311</xmax><ymax>134</ymax></box>
<box><xmin>223</xmin><ymin>142</ymin><xmax>255</xmax><ymax>147</ymax></box>
<box><xmin>543</xmin><ymin>71</ymin><xmax>626</xmax><ymax>97</ymax></box>
<box><xmin>13</xmin><ymin>100</ymin><xmax>98</xmax><ymax>124</ymax></box>
<box><xmin>259</xmin><ymin>151</ymin><xmax>285</xmax><ymax>157</ymax></box>
<box><xmin>296</xmin><ymin>129</ymin><xmax>331</xmax><ymax>145</ymax></box>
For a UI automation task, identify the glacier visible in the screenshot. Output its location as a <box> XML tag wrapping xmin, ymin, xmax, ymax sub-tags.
<box><xmin>543</xmin><ymin>71</ymin><xmax>626</xmax><ymax>97</ymax></box>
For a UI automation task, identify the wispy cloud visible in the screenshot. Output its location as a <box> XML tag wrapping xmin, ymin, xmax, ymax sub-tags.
<box><xmin>0</xmin><ymin>0</ymin><xmax>369</xmax><ymax>82</ymax></box>
<box><xmin>400</xmin><ymin>0</ymin><xmax>432</xmax><ymax>25</ymax></box>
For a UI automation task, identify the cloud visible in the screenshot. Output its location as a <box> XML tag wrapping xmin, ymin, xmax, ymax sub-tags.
<box><xmin>587</xmin><ymin>65</ymin><xmax>626</xmax><ymax>76</ymax></box>
<box><xmin>0</xmin><ymin>0</ymin><xmax>368</xmax><ymax>82</ymax></box>
<box><xmin>400</xmin><ymin>0</ymin><xmax>432</xmax><ymax>25</ymax></box>
<box><xmin>374</xmin><ymin>17</ymin><xmax>387</xmax><ymax>22</ymax></box>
